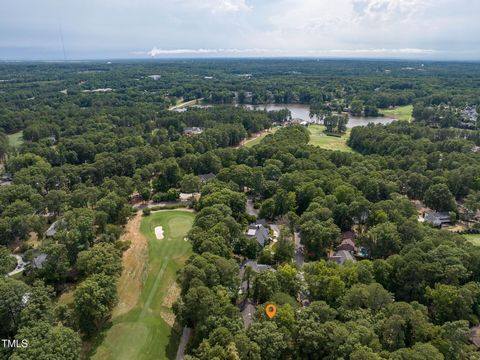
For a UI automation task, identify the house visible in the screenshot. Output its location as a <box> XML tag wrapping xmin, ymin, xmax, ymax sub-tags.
<box><xmin>246</xmin><ymin>221</ymin><xmax>270</xmax><ymax>247</ymax></box>
<box><xmin>32</xmin><ymin>253</ymin><xmax>48</xmax><ymax>269</ymax></box>
<box><xmin>0</xmin><ymin>173</ymin><xmax>13</xmax><ymax>187</ymax></box>
<box><xmin>239</xmin><ymin>260</ymin><xmax>275</xmax><ymax>295</ymax></box>
<box><xmin>198</xmin><ymin>173</ymin><xmax>216</xmax><ymax>183</ymax></box>
<box><xmin>46</xmin><ymin>220</ymin><xmax>62</xmax><ymax>237</ymax></box>
<box><xmin>470</xmin><ymin>326</ymin><xmax>480</xmax><ymax>348</ymax></box>
<box><xmin>183</xmin><ymin>127</ymin><xmax>203</xmax><ymax>136</ymax></box>
<box><xmin>424</xmin><ymin>211</ymin><xmax>451</xmax><ymax>227</ymax></box>
<box><xmin>329</xmin><ymin>250</ymin><xmax>356</xmax><ymax>265</ymax></box>
<box><xmin>336</xmin><ymin>238</ymin><xmax>357</xmax><ymax>253</ymax></box>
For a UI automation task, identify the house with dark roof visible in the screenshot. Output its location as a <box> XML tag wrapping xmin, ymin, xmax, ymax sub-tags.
<box><xmin>336</xmin><ymin>238</ymin><xmax>357</xmax><ymax>253</ymax></box>
<box><xmin>424</xmin><ymin>211</ymin><xmax>451</xmax><ymax>227</ymax></box>
<box><xmin>198</xmin><ymin>173</ymin><xmax>216</xmax><ymax>183</ymax></box>
<box><xmin>329</xmin><ymin>250</ymin><xmax>356</xmax><ymax>265</ymax></box>
<box><xmin>246</xmin><ymin>221</ymin><xmax>270</xmax><ymax>247</ymax></box>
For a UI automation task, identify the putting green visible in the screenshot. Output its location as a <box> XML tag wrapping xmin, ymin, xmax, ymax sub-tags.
<box><xmin>91</xmin><ymin>210</ymin><xmax>194</xmax><ymax>360</ymax></box>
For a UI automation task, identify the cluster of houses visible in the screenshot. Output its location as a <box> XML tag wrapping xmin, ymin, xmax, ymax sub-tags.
<box><xmin>462</xmin><ymin>106</ymin><xmax>478</xmax><ymax>127</ymax></box>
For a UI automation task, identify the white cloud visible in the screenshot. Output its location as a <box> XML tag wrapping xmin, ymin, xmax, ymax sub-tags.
<box><xmin>144</xmin><ymin>47</ymin><xmax>271</xmax><ymax>57</ymax></box>
<box><xmin>352</xmin><ymin>0</ymin><xmax>431</xmax><ymax>21</ymax></box>
<box><xmin>189</xmin><ymin>0</ymin><xmax>251</xmax><ymax>14</ymax></box>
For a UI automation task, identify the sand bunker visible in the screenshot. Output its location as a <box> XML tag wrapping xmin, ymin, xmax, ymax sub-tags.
<box><xmin>155</xmin><ymin>226</ymin><xmax>164</xmax><ymax>240</ymax></box>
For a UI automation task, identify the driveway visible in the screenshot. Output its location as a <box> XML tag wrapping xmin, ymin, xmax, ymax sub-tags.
<box><xmin>8</xmin><ymin>255</ymin><xmax>26</xmax><ymax>277</ymax></box>
<box><xmin>294</xmin><ymin>232</ymin><xmax>305</xmax><ymax>267</ymax></box>
<box><xmin>246</xmin><ymin>198</ymin><xmax>258</xmax><ymax>217</ymax></box>
<box><xmin>176</xmin><ymin>327</ymin><xmax>192</xmax><ymax>360</ymax></box>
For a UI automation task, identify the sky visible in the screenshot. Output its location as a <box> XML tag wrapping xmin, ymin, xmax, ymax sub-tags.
<box><xmin>1</xmin><ymin>0</ymin><xmax>479</xmax><ymax>61</ymax></box>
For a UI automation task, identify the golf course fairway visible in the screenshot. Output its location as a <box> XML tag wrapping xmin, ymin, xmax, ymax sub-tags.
<box><xmin>91</xmin><ymin>210</ymin><xmax>195</xmax><ymax>360</ymax></box>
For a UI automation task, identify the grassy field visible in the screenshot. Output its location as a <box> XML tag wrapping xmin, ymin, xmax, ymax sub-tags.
<box><xmin>463</xmin><ymin>234</ymin><xmax>480</xmax><ymax>247</ymax></box>
<box><xmin>243</xmin><ymin>127</ymin><xmax>279</xmax><ymax>148</ymax></box>
<box><xmin>91</xmin><ymin>210</ymin><xmax>195</xmax><ymax>360</ymax></box>
<box><xmin>7</xmin><ymin>131</ymin><xmax>23</xmax><ymax>148</ymax></box>
<box><xmin>308</xmin><ymin>125</ymin><xmax>353</xmax><ymax>152</ymax></box>
<box><xmin>380</xmin><ymin>105</ymin><xmax>414</xmax><ymax>122</ymax></box>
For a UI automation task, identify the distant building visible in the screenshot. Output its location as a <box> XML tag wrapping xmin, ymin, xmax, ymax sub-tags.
<box><xmin>246</xmin><ymin>221</ymin><xmax>270</xmax><ymax>247</ymax></box>
<box><xmin>148</xmin><ymin>75</ymin><xmax>161</xmax><ymax>80</ymax></box>
<box><xmin>183</xmin><ymin>127</ymin><xmax>203</xmax><ymax>136</ymax></box>
<box><xmin>471</xmin><ymin>326</ymin><xmax>480</xmax><ymax>349</ymax></box>
<box><xmin>329</xmin><ymin>250</ymin><xmax>356</xmax><ymax>265</ymax></box>
<box><xmin>198</xmin><ymin>173</ymin><xmax>216</xmax><ymax>183</ymax></box>
<box><xmin>462</xmin><ymin>106</ymin><xmax>478</xmax><ymax>124</ymax></box>
<box><xmin>424</xmin><ymin>211</ymin><xmax>451</xmax><ymax>227</ymax></box>
<box><xmin>0</xmin><ymin>173</ymin><xmax>12</xmax><ymax>187</ymax></box>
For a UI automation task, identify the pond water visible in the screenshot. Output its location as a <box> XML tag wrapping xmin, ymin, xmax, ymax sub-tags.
<box><xmin>242</xmin><ymin>103</ymin><xmax>396</xmax><ymax>128</ymax></box>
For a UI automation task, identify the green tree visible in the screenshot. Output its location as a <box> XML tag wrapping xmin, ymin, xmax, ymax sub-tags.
<box><xmin>0</xmin><ymin>246</ymin><xmax>15</xmax><ymax>275</ymax></box>
<box><xmin>11</xmin><ymin>322</ymin><xmax>81</xmax><ymax>360</ymax></box>
<box><xmin>74</xmin><ymin>274</ymin><xmax>118</xmax><ymax>336</ymax></box>
<box><xmin>0</xmin><ymin>278</ymin><xmax>29</xmax><ymax>338</ymax></box>
<box><xmin>424</xmin><ymin>184</ymin><xmax>456</xmax><ymax>212</ymax></box>
<box><xmin>247</xmin><ymin>321</ymin><xmax>288</xmax><ymax>360</ymax></box>
<box><xmin>77</xmin><ymin>243</ymin><xmax>122</xmax><ymax>277</ymax></box>
<box><xmin>364</xmin><ymin>222</ymin><xmax>402</xmax><ymax>258</ymax></box>
<box><xmin>253</xmin><ymin>270</ymin><xmax>279</xmax><ymax>303</ymax></box>
<box><xmin>273</xmin><ymin>228</ymin><xmax>295</xmax><ymax>263</ymax></box>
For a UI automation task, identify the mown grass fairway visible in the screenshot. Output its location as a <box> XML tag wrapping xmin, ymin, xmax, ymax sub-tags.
<box><xmin>380</xmin><ymin>105</ymin><xmax>414</xmax><ymax>122</ymax></box>
<box><xmin>7</xmin><ymin>131</ymin><xmax>23</xmax><ymax>148</ymax></box>
<box><xmin>243</xmin><ymin>127</ymin><xmax>279</xmax><ymax>147</ymax></box>
<box><xmin>308</xmin><ymin>125</ymin><xmax>353</xmax><ymax>152</ymax></box>
<box><xmin>91</xmin><ymin>210</ymin><xmax>194</xmax><ymax>360</ymax></box>
<box><xmin>463</xmin><ymin>234</ymin><xmax>480</xmax><ymax>247</ymax></box>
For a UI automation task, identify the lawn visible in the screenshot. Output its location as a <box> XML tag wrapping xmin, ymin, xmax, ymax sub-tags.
<box><xmin>380</xmin><ymin>105</ymin><xmax>414</xmax><ymax>122</ymax></box>
<box><xmin>7</xmin><ymin>131</ymin><xmax>23</xmax><ymax>148</ymax></box>
<box><xmin>243</xmin><ymin>127</ymin><xmax>279</xmax><ymax>148</ymax></box>
<box><xmin>463</xmin><ymin>234</ymin><xmax>480</xmax><ymax>247</ymax></box>
<box><xmin>91</xmin><ymin>210</ymin><xmax>195</xmax><ymax>360</ymax></box>
<box><xmin>308</xmin><ymin>125</ymin><xmax>353</xmax><ymax>152</ymax></box>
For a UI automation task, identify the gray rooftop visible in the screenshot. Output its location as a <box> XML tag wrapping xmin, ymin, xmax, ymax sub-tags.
<box><xmin>329</xmin><ymin>250</ymin><xmax>356</xmax><ymax>265</ymax></box>
<box><xmin>424</xmin><ymin>211</ymin><xmax>451</xmax><ymax>227</ymax></box>
<box><xmin>247</xmin><ymin>223</ymin><xmax>270</xmax><ymax>247</ymax></box>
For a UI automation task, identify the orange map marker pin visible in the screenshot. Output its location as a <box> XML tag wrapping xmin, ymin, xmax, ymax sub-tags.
<box><xmin>265</xmin><ymin>304</ymin><xmax>277</xmax><ymax>319</ymax></box>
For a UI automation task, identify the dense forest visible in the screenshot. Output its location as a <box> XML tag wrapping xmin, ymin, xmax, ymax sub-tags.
<box><xmin>1</xmin><ymin>59</ymin><xmax>480</xmax><ymax>360</ymax></box>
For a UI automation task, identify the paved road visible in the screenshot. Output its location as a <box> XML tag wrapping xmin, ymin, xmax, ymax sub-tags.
<box><xmin>133</xmin><ymin>201</ymin><xmax>190</xmax><ymax>210</ymax></box>
<box><xmin>241</xmin><ymin>300</ymin><xmax>256</xmax><ymax>328</ymax></box>
<box><xmin>8</xmin><ymin>255</ymin><xmax>26</xmax><ymax>277</ymax></box>
<box><xmin>176</xmin><ymin>327</ymin><xmax>192</xmax><ymax>360</ymax></box>
<box><xmin>294</xmin><ymin>232</ymin><xmax>305</xmax><ymax>267</ymax></box>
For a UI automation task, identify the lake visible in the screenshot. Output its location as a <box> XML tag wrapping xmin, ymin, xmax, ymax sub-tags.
<box><xmin>242</xmin><ymin>103</ymin><xmax>396</xmax><ymax>128</ymax></box>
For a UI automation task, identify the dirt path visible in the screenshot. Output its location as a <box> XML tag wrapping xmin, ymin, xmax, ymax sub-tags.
<box><xmin>112</xmin><ymin>212</ymin><xmax>148</xmax><ymax>318</ymax></box>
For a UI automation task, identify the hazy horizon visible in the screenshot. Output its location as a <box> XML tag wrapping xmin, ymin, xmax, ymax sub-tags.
<box><xmin>2</xmin><ymin>0</ymin><xmax>480</xmax><ymax>61</ymax></box>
